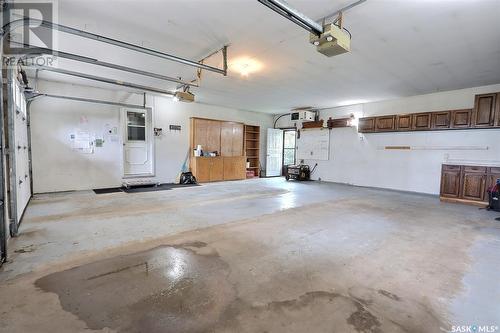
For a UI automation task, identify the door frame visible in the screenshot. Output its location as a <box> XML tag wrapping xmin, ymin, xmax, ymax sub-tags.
<box><xmin>265</xmin><ymin>128</ymin><xmax>284</xmax><ymax>177</ymax></box>
<box><xmin>282</xmin><ymin>129</ymin><xmax>297</xmax><ymax>172</ymax></box>
<box><xmin>121</xmin><ymin>107</ymin><xmax>155</xmax><ymax>178</ymax></box>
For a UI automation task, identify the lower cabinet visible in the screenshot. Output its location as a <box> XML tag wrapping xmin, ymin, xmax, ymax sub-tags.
<box><xmin>223</xmin><ymin>156</ymin><xmax>246</xmax><ymax>180</ymax></box>
<box><xmin>440</xmin><ymin>165</ymin><xmax>461</xmax><ymax>198</ymax></box>
<box><xmin>191</xmin><ymin>156</ymin><xmax>246</xmax><ymax>183</ymax></box>
<box><xmin>461</xmin><ymin>171</ymin><xmax>486</xmax><ymax>202</ymax></box>
<box><xmin>440</xmin><ymin>164</ymin><xmax>499</xmax><ymax>206</ymax></box>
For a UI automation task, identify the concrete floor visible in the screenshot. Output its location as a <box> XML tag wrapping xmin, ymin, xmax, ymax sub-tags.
<box><xmin>1</xmin><ymin>178</ymin><xmax>499</xmax><ymax>333</ymax></box>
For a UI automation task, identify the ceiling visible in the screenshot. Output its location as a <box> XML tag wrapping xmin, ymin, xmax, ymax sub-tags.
<box><xmin>22</xmin><ymin>0</ymin><xmax>500</xmax><ymax>114</ymax></box>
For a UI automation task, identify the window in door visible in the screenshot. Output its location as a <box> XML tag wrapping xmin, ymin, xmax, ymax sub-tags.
<box><xmin>127</xmin><ymin>111</ymin><xmax>146</xmax><ymax>141</ymax></box>
<box><xmin>283</xmin><ymin>130</ymin><xmax>296</xmax><ymax>166</ymax></box>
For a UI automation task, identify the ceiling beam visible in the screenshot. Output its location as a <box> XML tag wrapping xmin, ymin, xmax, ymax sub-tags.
<box><xmin>35</xmin><ymin>65</ymin><xmax>176</xmax><ymax>96</ymax></box>
<box><xmin>257</xmin><ymin>0</ymin><xmax>323</xmax><ymax>35</ymax></box>
<box><xmin>16</xmin><ymin>44</ymin><xmax>198</xmax><ymax>87</ymax></box>
<box><xmin>2</xmin><ymin>17</ymin><xmax>227</xmax><ymax>75</ymax></box>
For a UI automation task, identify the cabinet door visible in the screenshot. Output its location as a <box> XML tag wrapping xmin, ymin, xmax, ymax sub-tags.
<box><xmin>206</xmin><ymin>120</ymin><xmax>221</xmax><ymax>153</ymax></box>
<box><xmin>396</xmin><ymin>115</ymin><xmax>412</xmax><ymax>131</ymax></box>
<box><xmin>232</xmin><ymin>123</ymin><xmax>244</xmax><ymax>156</ymax></box>
<box><xmin>358</xmin><ymin>117</ymin><xmax>376</xmax><ymax>132</ymax></box>
<box><xmin>440</xmin><ymin>166</ymin><xmax>461</xmax><ymax>198</ymax></box>
<box><xmin>451</xmin><ymin>109</ymin><xmax>472</xmax><ymax>128</ymax></box>
<box><xmin>210</xmin><ymin>157</ymin><xmax>224</xmax><ymax>181</ymax></box>
<box><xmin>473</xmin><ymin>93</ymin><xmax>496</xmax><ymax>127</ymax></box>
<box><xmin>375</xmin><ymin>116</ymin><xmax>395</xmax><ymax>132</ymax></box>
<box><xmin>412</xmin><ymin>113</ymin><xmax>432</xmax><ymax>130</ymax></box>
<box><xmin>221</xmin><ymin>122</ymin><xmax>244</xmax><ymax>156</ymax></box>
<box><xmin>461</xmin><ymin>172</ymin><xmax>486</xmax><ymax>201</ymax></box>
<box><xmin>193</xmin><ymin>119</ymin><xmax>221</xmax><ymax>153</ymax></box>
<box><xmin>194</xmin><ymin>157</ymin><xmax>211</xmax><ymax>183</ymax></box>
<box><xmin>223</xmin><ymin>156</ymin><xmax>246</xmax><ymax>180</ymax></box>
<box><xmin>432</xmin><ymin>111</ymin><xmax>451</xmax><ymax>129</ymax></box>
<box><xmin>220</xmin><ymin>122</ymin><xmax>234</xmax><ymax>156</ymax></box>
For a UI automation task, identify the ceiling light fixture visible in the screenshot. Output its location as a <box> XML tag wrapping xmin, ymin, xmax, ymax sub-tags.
<box><xmin>230</xmin><ymin>57</ymin><xmax>263</xmax><ymax>77</ymax></box>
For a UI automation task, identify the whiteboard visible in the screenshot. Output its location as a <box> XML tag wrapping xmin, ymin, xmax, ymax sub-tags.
<box><xmin>296</xmin><ymin>128</ymin><xmax>330</xmax><ymax>161</ymax></box>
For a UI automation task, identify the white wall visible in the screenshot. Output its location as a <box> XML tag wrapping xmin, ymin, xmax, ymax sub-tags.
<box><xmin>31</xmin><ymin>80</ymin><xmax>273</xmax><ymax>193</ymax></box>
<box><xmin>275</xmin><ymin>84</ymin><xmax>500</xmax><ymax>195</ymax></box>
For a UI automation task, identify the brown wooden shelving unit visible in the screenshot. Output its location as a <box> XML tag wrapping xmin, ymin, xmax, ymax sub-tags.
<box><xmin>244</xmin><ymin>125</ymin><xmax>260</xmax><ymax>178</ymax></box>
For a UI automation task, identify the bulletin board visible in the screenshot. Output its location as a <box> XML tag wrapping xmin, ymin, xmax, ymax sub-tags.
<box><xmin>296</xmin><ymin>128</ymin><xmax>330</xmax><ymax>161</ymax></box>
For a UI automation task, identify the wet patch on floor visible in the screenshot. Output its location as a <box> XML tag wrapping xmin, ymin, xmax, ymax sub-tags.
<box><xmin>35</xmin><ymin>242</ymin><xmax>236</xmax><ymax>333</ymax></box>
<box><xmin>347</xmin><ymin>301</ymin><xmax>382</xmax><ymax>333</ymax></box>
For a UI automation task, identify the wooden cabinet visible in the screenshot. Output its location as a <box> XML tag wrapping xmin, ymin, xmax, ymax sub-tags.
<box><xmin>221</xmin><ymin>122</ymin><xmax>244</xmax><ymax>156</ymax></box>
<box><xmin>223</xmin><ymin>156</ymin><xmax>246</xmax><ymax>180</ymax></box>
<box><xmin>191</xmin><ymin>157</ymin><xmax>246</xmax><ymax>183</ymax></box>
<box><xmin>376</xmin><ymin>116</ymin><xmax>396</xmax><ymax>131</ymax></box>
<box><xmin>440</xmin><ymin>164</ymin><xmax>499</xmax><ymax>207</ymax></box>
<box><xmin>432</xmin><ymin>111</ymin><xmax>451</xmax><ymax>129</ymax></box>
<box><xmin>451</xmin><ymin>109</ymin><xmax>472</xmax><ymax>128</ymax></box>
<box><xmin>191</xmin><ymin>157</ymin><xmax>223</xmax><ymax>182</ymax></box>
<box><xmin>358</xmin><ymin>117</ymin><xmax>376</xmax><ymax>133</ymax></box>
<box><xmin>473</xmin><ymin>93</ymin><xmax>497</xmax><ymax>128</ymax></box>
<box><xmin>357</xmin><ymin>91</ymin><xmax>500</xmax><ymax>133</ymax></box>
<box><xmin>461</xmin><ymin>168</ymin><xmax>486</xmax><ymax>202</ymax></box>
<box><xmin>440</xmin><ymin>165</ymin><xmax>461</xmax><ymax>198</ymax></box>
<box><xmin>192</xmin><ymin>119</ymin><xmax>221</xmax><ymax>153</ymax></box>
<box><xmin>190</xmin><ymin>118</ymin><xmax>246</xmax><ymax>183</ymax></box>
<box><xmin>412</xmin><ymin>113</ymin><xmax>432</xmax><ymax>130</ymax></box>
<box><xmin>396</xmin><ymin>115</ymin><xmax>412</xmax><ymax>131</ymax></box>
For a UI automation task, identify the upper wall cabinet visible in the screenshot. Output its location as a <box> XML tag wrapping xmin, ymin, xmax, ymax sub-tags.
<box><xmin>451</xmin><ymin>109</ymin><xmax>472</xmax><ymax>128</ymax></box>
<box><xmin>412</xmin><ymin>113</ymin><xmax>432</xmax><ymax>130</ymax></box>
<box><xmin>473</xmin><ymin>93</ymin><xmax>498</xmax><ymax>128</ymax></box>
<box><xmin>221</xmin><ymin>122</ymin><xmax>244</xmax><ymax>156</ymax></box>
<box><xmin>358</xmin><ymin>91</ymin><xmax>500</xmax><ymax>133</ymax></box>
<box><xmin>431</xmin><ymin>111</ymin><xmax>451</xmax><ymax>129</ymax></box>
<box><xmin>358</xmin><ymin>117</ymin><xmax>376</xmax><ymax>132</ymax></box>
<box><xmin>376</xmin><ymin>116</ymin><xmax>396</xmax><ymax>131</ymax></box>
<box><xmin>396</xmin><ymin>115</ymin><xmax>412</xmax><ymax>131</ymax></box>
<box><xmin>193</xmin><ymin>119</ymin><xmax>221</xmax><ymax>153</ymax></box>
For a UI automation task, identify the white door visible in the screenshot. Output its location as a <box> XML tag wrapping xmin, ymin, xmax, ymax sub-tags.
<box><xmin>122</xmin><ymin>108</ymin><xmax>154</xmax><ymax>177</ymax></box>
<box><xmin>266</xmin><ymin>128</ymin><xmax>283</xmax><ymax>177</ymax></box>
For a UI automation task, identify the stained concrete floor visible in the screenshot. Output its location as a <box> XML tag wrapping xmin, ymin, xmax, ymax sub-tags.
<box><xmin>1</xmin><ymin>178</ymin><xmax>499</xmax><ymax>333</ymax></box>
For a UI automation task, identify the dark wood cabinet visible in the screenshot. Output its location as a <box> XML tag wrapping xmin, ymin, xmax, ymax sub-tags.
<box><xmin>440</xmin><ymin>165</ymin><xmax>461</xmax><ymax>198</ymax></box>
<box><xmin>473</xmin><ymin>93</ymin><xmax>497</xmax><ymax>128</ymax></box>
<box><xmin>376</xmin><ymin>116</ymin><xmax>396</xmax><ymax>131</ymax></box>
<box><xmin>358</xmin><ymin>117</ymin><xmax>376</xmax><ymax>133</ymax></box>
<box><xmin>358</xmin><ymin>91</ymin><xmax>500</xmax><ymax>134</ymax></box>
<box><xmin>396</xmin><ymin>115</ymin><xmax>412</xmax><ymax>131</ymax></box>
<box><xmin>461</xmin><ymin>172</ymin><xmax>486</xmax><ymax>202</ymax></box>
<box><xmin>412</xmin><ymin>113</ymin><xmax>432</xmax><ymax>130</ymax></box>
<box><xmin>451</xmin><ymin>109</ymin><xmax>472</xmax><ymax>128</ymax></box>
<box><xmin>432</xmin><ymin>111</ymin><xmax>451</xmax><ymax>129</ymax></box>
<box><xmin>440</xmin><ymin>164</ymin><xmax>498</xmax><ymax>206</ymax></box>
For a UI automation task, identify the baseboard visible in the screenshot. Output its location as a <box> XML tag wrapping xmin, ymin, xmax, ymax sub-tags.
<box><xmin>439</xmin><ymin>196</ymin><xmax>488</xmax><ymax>208</ymax></box>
